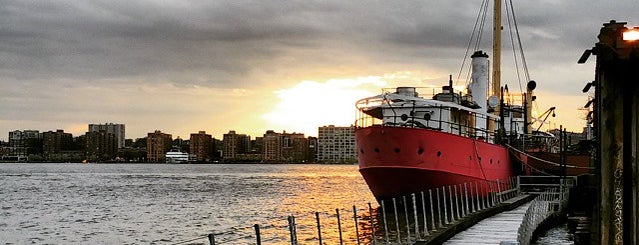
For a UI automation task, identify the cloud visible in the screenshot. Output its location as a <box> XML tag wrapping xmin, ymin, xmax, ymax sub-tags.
<box><xmin>1</xmin><ymin>0</ymin><xmax>638</xmax><ymax>139</ymax></box>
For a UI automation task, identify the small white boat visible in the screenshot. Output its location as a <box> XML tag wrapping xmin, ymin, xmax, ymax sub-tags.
<box><xmin>165</xmin><ymin>149</ymin><xmax>189</xmax><ymax>163</ymax></box>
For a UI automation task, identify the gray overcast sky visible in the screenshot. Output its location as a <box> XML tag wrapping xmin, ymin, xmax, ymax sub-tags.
<box><xmin>1</xmin><ymin>0</ymin><xmax>638</xmax><ymax>140</ymax></box>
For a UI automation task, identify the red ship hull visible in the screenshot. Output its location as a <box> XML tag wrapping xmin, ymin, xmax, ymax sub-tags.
<box><xmin>356</xmin><ymin>125</ymin><xmax>515</xmax><ymax>200</ymax></box>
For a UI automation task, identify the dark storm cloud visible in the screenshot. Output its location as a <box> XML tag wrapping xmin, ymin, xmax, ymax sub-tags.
<box><xmin>0</xmin><ymin>1</ymin><xmax>337</xmax><ymax>84</ymax></box>
<box><xmin>2</xmin><ymin>0</ymin><xmax>639</xmax><ymax>140</ymax></box>
<box><xmin>0</xmin><ymin>1</ymin><xmax>502</xmax><ymax>85</ymax></box>
<box><xmin>0</xmin><ymin>0</ymin><xmax>638</xmax><ymax>87</ymax></box>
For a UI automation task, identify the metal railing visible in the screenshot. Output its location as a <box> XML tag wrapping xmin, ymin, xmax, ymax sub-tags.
<box><xmin>177</xmin><ymin>177</ymin><xmax>521</xmax><ymax>245</ymax></box>
<box><xmin>516</xmin><ymin>176</ymin><xmax>573</xmax><ymax>245</ymax></box>
<box><xmin>355</xmin><ymin>103</ymin><xmax>502</xmax><ymax>143</ymax></box>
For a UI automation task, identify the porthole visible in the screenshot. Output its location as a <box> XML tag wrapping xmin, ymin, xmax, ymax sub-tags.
<box><xmin>418</xmin><ymin>148</ymin><xmax>424</xmax><ymax>155</ymax></box>
<box><xmin>437</xmin><ymin>151</ymin><xmax>441</xmax><ymax>157</ymax></box>
<box><xmin>401</xmin><ymin>114</ymin><xmax>408</xmax><ymax>121</ymax></box>
<box><xmin>360</xmin><ymin>149</ymin><xmax>364</xmax><ymax>154</ymax></box>
<box><xmin>374</xmin><ymin>148</ymin><xmax>380</xmax><ymax>153</ymax></box>
<box><xmin>394</xmin><ymin>148</ymin><xmax>400</xmax><ymax>153</ymax></box>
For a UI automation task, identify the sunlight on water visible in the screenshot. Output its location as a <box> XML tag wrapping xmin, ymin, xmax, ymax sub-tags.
<box><xmin>0</xmin><ymin>163</ymin><xmax>377</xmax><ymax>244</ymax></box>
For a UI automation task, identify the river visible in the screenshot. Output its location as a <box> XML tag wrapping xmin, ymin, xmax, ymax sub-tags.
<box><xmin>0</xmin><ymin>163</ymin><xmax>376</xmax><ymax>244</ymax></box>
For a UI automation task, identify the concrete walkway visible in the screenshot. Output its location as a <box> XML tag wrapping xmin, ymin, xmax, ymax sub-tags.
<box><xmin>442</xmin><ymin>201</ymin><xmax>531</xmax><ymax>244</ymax></box>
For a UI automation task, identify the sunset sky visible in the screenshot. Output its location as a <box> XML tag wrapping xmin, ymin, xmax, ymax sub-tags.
<box><xmin>1</xmin><ymin>1</ymin><xmax>638</xmax><ymax>141</ymax></box>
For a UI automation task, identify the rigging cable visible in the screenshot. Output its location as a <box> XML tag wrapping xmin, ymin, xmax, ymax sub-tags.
<box><xmin>507</xmin><ymin>0</ymin><xmax>538</xmax><ymax>120</ymax></box>
<box><xmin>504</xmin><ymin>0</ymin><xmax>524</xmax><ymax>94</ymax></box>
<box><xmin>509</xmin><ymin>0</ymin><xmax>531</xmax><ymax>82</ymax></box>
<box><xmin>456</xmin><ymin>0</ymin><xmax>490</xmax><ymax>87</ymax></box>
<box><xmin>506</xmin><ymin>144</ymin><xmax>594</xmax><ymax>170</ymax></box>
<box><xmin>473</xmin><ymin>138</ymin><xmax>490</xmax><ymax>181</ymax></box>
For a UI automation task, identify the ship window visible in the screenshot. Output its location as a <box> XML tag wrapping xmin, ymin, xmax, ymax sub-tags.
<box><xmin>401</xmin><ymin>114</ymin><xmax>408</xmax><ymax>121</ymax></box>
<box><xmin>513</xmin><ymin>111</ymin><xmax>523</xmax><ymax>118</ymax></box>
<box><xmin>394</xmin><ymin>148</ymin><xmax>400</xmax><ymax>153</ymax></box>
<box><xmin>374</xmin><ymin>148</ymin><xmax>380</xmax><ymax>153</ymax></box>
<box><xmin>490</xmin><ymin>159</ymin><xmax>493</xmax><ymax>164</ymax></box>
<box><xmin>360</xmin><ymin>149</ymin><xmax>364</xmax><ymax>154</ymax></box>
<box><xmin>469</xmin><ymin>156</ymin><xmax>472</xmax><ymax>160</ymax></box>
<box><xmin>418</xmin><ymin>148</ymin><xmax>424</xmax><ymax>155</ymax></box>
<box><xmin>424</xmin><ymin>114</ymin><xmax>431</xmax><ymax>121</ymax></box>
<box><xmin>437</xmin><ymin>151</ymin><xmax>441</xmax><ymax>157</ymax></box>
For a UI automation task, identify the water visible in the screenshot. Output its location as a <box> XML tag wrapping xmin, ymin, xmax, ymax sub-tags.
<box><xmin>0</xmin><ymin>163</ymin><xmax>376</xmax><ymax>244</ymax></box>
<box><xmin>533</xmin><ymin>223</ymin><xmax>574</xmax><ymax>245</ymax></box>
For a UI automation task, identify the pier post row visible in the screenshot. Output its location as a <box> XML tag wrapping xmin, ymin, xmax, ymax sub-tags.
<box><xmin>580</xmin><ymin>20</ymin><xmax>639</xmax><ymax>245</ymax></box>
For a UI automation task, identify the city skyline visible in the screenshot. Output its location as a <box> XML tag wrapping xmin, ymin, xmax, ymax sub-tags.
<box><xmin>4</xmin><ymin>124</ymin><xmax>345</xmax><ymax>143</ymax></box>
<box><xmin>2</xmin><ymin>1</ymin><xmax>637</xmax><ymax>141</ymax></box>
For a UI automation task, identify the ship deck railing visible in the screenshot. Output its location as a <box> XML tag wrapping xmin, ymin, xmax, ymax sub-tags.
<box><xmin>355</xmin><ymin>104</ymin><xmax>503</xmax><ymax>144</ymax></box>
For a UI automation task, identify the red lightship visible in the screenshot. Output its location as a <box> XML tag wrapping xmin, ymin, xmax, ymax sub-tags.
<box><xmin>354</xmin><ymin>51</ymin><xmax>530</xmax><ymax>201</ymax></box>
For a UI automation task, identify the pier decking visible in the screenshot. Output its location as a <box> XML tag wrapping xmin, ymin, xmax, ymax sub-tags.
<box><xmin>443</xmin><ymin>201</ymin><xmax>531</xmax><ymax>244</ymax></box>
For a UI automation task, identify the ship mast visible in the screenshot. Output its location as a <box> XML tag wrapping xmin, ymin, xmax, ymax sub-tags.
<box><xmin>492</xmin><ymin>0</ymin><xmax>501</xmax><ymax>101</ymax></box>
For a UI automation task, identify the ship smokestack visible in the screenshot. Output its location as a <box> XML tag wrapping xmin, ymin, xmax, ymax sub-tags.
<box><xmin>396</xmin><ymin>87</ymin><xmax>417</xmax><ymax>97</ymax></box>
<box><xmin>469</xmin><ymin>51</ymin><xmax>489</xmax><ymax>136</ymax></box>
<box><xmin>469</xmin><ymin>51</ymin><xmax>489</xmax><ymax>113</ymax></box>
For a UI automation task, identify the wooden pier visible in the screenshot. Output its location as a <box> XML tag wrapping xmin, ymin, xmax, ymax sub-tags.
<box><xmin>436</xmin><ymin>177</ymin><xmax>571</xmax><ymax>245</ymax></box>
<box><xmin>443</xmin><ymin>201</ymin><xmax>531</xmax><ymax>244</ymax></box>
<box><xmin>196</xmin><ymin>177</ymin><xmax>573</xmax><ymax>245</ymax></box>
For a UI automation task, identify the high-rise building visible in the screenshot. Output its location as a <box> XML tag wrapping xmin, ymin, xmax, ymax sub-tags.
<box><xmin>8</xmin><ymin>130</ymin><xmax>42</xmax><ymax>156</ymax></box>
<box><xmin>262</xmin><ymin>130</ymin><xmax>281</xmax><ymax>162</ymax></box>
<box><xmin>89</xmin><ymin>123</ymin><xmax>125</xmax><ymax>148</ymax></box>
<box><xmin>85</xmin><ymin>130</ymin><xmax>118</xmax><ymax>160</ymax></box>
<box><xmin>147</xmin><ymin>130</ymin><xmax>172</xmax><ymax>163</ymax></box>
<box><xmin>281</xmin><ymin>132</ymin><xmax>307</xmax><ymax>163</ymax></box>
<box><xmin>42</xmin><ymin>130</ymin><xmax>73</xmax><ymax>155</ymax></box>
<box><xmin>317</xmin><ymin>125</ymin><xmax>357</xmax><ymax>163</ymax></box>
<box><xmin>251</xmin><ymin>137</ymin><xmax>264</xmax><ymax>154</ymax></box>
<box><xmin>222</xmin><ymin>130</ymin><xmax>250</xmax><ymax>160</ymax></box>
<box><xmin>307</xmin><ymin>136</ymin><xmax>318</xmax><ymax>163</ymax></box>
<box><xmin>190</xmin><ymin>131</ymin><xmax>212</xmax><ymax>162</ymax></box>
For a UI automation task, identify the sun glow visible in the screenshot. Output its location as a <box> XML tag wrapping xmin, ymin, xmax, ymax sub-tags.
<box><xmin>262</xmin><ymin>77</ymin><xmax>387</xmax><ymax>136</ymax></box>
<box><xmin>623</xmin><ymin>28</ymin><xmax>639</xmax><ymax>41</ymax></box>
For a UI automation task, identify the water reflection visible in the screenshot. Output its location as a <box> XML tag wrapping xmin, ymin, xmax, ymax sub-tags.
<box><xmin>1</xmin><ymin>163</ymin><xmax>517</xmax><ymax>244</ymax></box>
<box><xmin>533</xmin><ymin>223</ymin><xmax>574</xmax><ymax>245</ymax></box>
<box><xmin>0</xmin><ymin>163</ymin><xmax>376</xmax><ymax>244</ymax></box>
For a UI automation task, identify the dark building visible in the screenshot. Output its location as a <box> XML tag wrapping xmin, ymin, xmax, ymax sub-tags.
<box><xmin>8</xmin><ymin>130</ymin><xmax>42</xmax><ymax>156</ymax></box>
<box><xmin>119</xmin><ymin>137</ymin><xmax>147</xmax><ymax>162</ymax></box>
<box><xmin>222</xmin><ymin>130</ymin><xmax>251</xmax><ymax>160</ymax></box>
<box><xmin>281</xmin><ymin>132</ymin><xmax>307</xmax><ymax>163</ymax></box>
<box><xmin>85</xmin><ymin>130</ymin><xmax>118</xmax><ymax>161</ymax></box>
<box><xmin>307</xmin><ymin>136</ymin><xmax>318</xmax><ymax>163</ymax></box>
<box><xmin>251</xmin><ymin>137</ymin><xmax>263</xmax><ymax>154</ymax></box>
<box><xmin>190</xmin><ymin>131</ymin><xmax>212</xmax><ymax>162</ymax></box>
<box><xmin>88</xmin><ymin>123</ymin><xmax>125</xmax><ymax>148</ymax></box>
<box><xmin>147</xmin><ymin>130</ymin><xmax>172</xmax><ymax>163</ymax></box>
<box><xmin>262</xmin><ymin>130</ymin><xmax>281</xmax><ymax>162</ymax></box>
<box><xmin>42</xmin><ymin>130</ymin><xmax>73</xmax><ymax>155</ymax></box>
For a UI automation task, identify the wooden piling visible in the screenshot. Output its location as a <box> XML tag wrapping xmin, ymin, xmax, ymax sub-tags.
<box><xmin>586</xmin><ymin>20</ymin><xmax>639</xmax><ymax>244</ymax></box>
